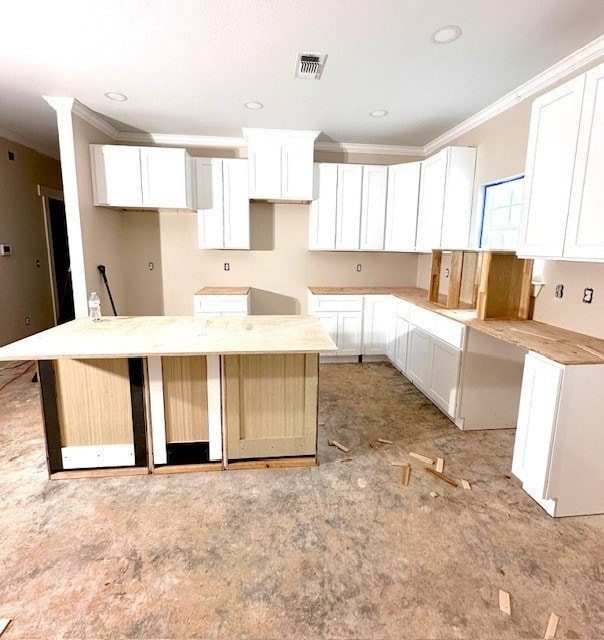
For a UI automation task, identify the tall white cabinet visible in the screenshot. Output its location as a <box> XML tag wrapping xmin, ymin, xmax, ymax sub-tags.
<box><xmin>384</xmin><ymin>162</ymin><xmax>422</xmax><ymax>252</ymax></box>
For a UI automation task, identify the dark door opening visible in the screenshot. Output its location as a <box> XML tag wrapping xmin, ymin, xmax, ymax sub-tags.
<box><xmin>48</xmin><ymin>197</ymin><xmax>75</xmax><ymax>324</ymax></box>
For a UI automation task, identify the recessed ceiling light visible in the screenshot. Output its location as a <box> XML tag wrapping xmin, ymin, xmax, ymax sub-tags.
<box><xmin>103</xmin><ymin>91</ymin><xmax>128</xmax><ymax>102</ymax></box>
<box><xmin>431</xmin><ymin>25</ymin><xmax>462</xmax><ymax>44</ymax></box>
<box><xmin>244</xmin><ymin>101</ymin><xmax>263</xmax><ymax>110</ymax></box>
<box><xmin>370</xmin><ymin>109</ymin><xmax>389</xmax><ymax>118</ymax></box>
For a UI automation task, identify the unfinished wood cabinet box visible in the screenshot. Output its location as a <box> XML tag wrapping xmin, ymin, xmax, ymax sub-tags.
<box><xmin>428</xmin><ymin>249</ymin><xmax>481</xmax><ymax>309</ymax></box>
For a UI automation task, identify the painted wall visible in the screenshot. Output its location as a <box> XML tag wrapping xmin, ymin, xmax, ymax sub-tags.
<box><xmin>0</xmin><ymin>136</ymin><xmax>62</xmax><ymax>346</ymax></box>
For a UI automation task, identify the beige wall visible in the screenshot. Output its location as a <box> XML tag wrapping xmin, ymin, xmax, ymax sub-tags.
<box><xmin>0</xmin><ymin>136</ymin><xmax>62</xmax><ymax>346</ymax></box>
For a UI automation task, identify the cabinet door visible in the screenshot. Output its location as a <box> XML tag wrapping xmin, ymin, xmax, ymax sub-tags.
<box><xmin>407</xmin><ymin>324</ymin><xmax>430</xmax><ymax>390</ymax></box>
<box><xmin>385</xmin><ymin>162</ymin><xmax>421</xmax><ymax>251</ymax></box>
<box><xmin>517</xmin><ymin>76</ymin><xmax>585</xmax><ymax>258</ymax></box>
<box><xmin>362</xmin><ymin>296</ymin><xmax>393</xmax><ymax>355</ymax></box>
<box><xmin>141</xmin><ymin>147</ymin><xmax>190</xmax><ymax>208</ymax></box>
<box><xmin>565</xmin><ymin>62</ymin><xmax>604</xmax><ymax>260</ymax></box>
<box><xmin>335</xmin><ymin>165</ymin><xmax>363</xmax><ymax>250</ymax></box>
<box><xmin>360</xmin><ymin>165</ymin><xmax>387</xmax><ymax>250</ymax></box>
<box><xmin>196</xmin><ymin>158</ymin><xmax>225</xmax><ymax>248</ymax></box>
<box><xmin>313</xmin><ymin>312</ymin><xmax>338</xmax><ymax>355</ymax></box>
<box><xmin>393</xmin><ymin>316</ymin><xmax>410</xmax><ymax>374</ymax></box>
<box><xmin>282</xmin><ymin>143</ymin><xmax>314</xmax><ymax>200</ymax></box>
<box><xmin>416</xmin><ymin>150</ymin><xmax>447</xmax><ymax>252</ymax></box>
<box><xmin>223</xmin><ymin>159</ymin><xmax>250</xmax><ymax>249</ymax></box>
<box><xmin>309</xmin><ymin>163</ymin><xmax>338</xmax><ymax>249</ymax></box>
<box><xmin>249</xmin><ymin>141</ymin><xmax>281</xmax><ymax>199</ymax></box>
<box><xmin>512</xmin><ymin>356</ymin><xmax>562</xmax><ymax>502</ymax></box>
<box><xmin>91</xmin><ymin>145</ymin><xmax>143</xmax><ymax>207</ymax></box>
<box><xmin>428</xmin><ymin>337</ymin><xmax>461</xmax><ymax>417</ymax></box>
<box><xmin>440</xmin><ymin>147</ymin><xmax>476</xmax><ymax>249</ymax></box>
<box><xmin>337</xmin><ymin>311</ymin><xmax>363</xmax><ymax>356</ymax></box>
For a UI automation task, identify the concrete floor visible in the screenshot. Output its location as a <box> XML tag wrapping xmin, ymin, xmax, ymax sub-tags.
<box><xmin>0</xmin><ymin>360</ymin><xmax>602</xmax><ymax>639</ymax></box>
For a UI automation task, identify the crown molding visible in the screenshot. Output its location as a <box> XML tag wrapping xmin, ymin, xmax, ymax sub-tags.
<box><xmin>0</xmin><ymin>125</ymin><xmax>60</xmax><ymax>159</ymax></box>
<box><xmin>424</xmin><ymin>35</ymin><xmax>604</xmax><ymax>156</ymax></box>
<box><xmin>116</xmin><ymin>132</ymin><xmax>247</xmax><ymax>148</ymax></box>
<box><xmin>43</xmin><ymin>97</ymin><xmax>120</xmax><ymax>140</ymax></box>
<box><xmin>242</xmin><ymin>127</ymin><xmax>320</xmax><ymax>141</ymax></box>
<box><xmin>315</xmin><ymin>141</ymin><xmax>424</xmax><ymax>157</ymax></box>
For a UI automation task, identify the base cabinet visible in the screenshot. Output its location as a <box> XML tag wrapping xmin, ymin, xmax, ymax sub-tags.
<box><xmin>427</xmin><ymin>337</ymin><xmax>461</xmax><ymax>417</ymax></box>
<box><xmin>407</xmin><ymin>325</ymin><xmax>431</xmax><ymax>389</ymax></box>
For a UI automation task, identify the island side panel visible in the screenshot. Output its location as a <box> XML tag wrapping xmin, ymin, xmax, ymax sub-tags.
<box><xmin>224</xmin><ymin>353</ymin><xmax>318</xmax><ymax>461</ymax></box>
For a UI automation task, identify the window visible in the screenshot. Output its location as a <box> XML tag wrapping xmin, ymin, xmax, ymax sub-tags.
<box><xmin>479</xmin><ymin>175</ymin><xmax>524</xmax><ymax>249</ymax></box>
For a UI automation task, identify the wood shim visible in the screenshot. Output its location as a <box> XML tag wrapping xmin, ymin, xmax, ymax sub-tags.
<box><xmin>377</xmin><ymin>438</ymin><xmax>394</xmax><ymax>445</ymax></box>
<box><xmin>329</xmin><ymin>439</ymin><xmax>350</xmax><ymax>453</ymax></box>
<box><xmin>318</xmin><ymin>420</ymin><xmax>326</xmax><ymax>426</ymax></box>
<box><xmin>499</xmin><ymin>589</ymin><xmax>511</xmax><ymax>615</ymax></box>
<box><xmin>0</xmin><ymin>619</ymin><xmax>11</xmax><ymax>637</ymax></box>
<box><xmin>425</xmin><ymin>467</ymin><xmax>459</xmax><ymax>487</ymax></box>
<box><xmin>369</xmin><ymin>442</ymin><xmax>386</xmax><ymax>457</ymax></box>
<box><xmin>402</xmin><ymin>465</ymin><xmax>411</xmax><ymax>486</ymax></box>
<box><xmin>461</xmin><ymin>479</ymin><xmax>472</xmax><ymax>490</ymax></box>
<box><xmin>430</xmin><ymin>491</ymin><xmax>439</xmax><ymax>498</ymax></box>
<box><xmin>390</xmin><ymin>461</ymin><xmax>407</xmax><ymax>467</ymax></box>
<box><xmin>435</xmin><ymin>457</ymin><xmax>444</xmax><ymax>473</ymax></box>
<box><xmin>340</xmin><ymin>457</ymin><xmax>353</xmax><ymax>463</ymax></box>
<box><xmin>409</xmin><ymin>452</ymin><xmax>434</xmax><ymax>464</ymax></box>
<box><xmin>544</xmin><ymin>612</ymin><xmax>560</xmax><ymax>639</ymax></box>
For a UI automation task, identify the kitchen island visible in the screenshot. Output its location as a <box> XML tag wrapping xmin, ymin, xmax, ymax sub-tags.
<box><xmin>0</xmin><ymin>316</ymin><xmax>336</xmax><ymax>478</ymax></box>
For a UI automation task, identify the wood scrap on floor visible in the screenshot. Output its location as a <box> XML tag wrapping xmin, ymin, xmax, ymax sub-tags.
<box><xmin>425</xmin><ymin>467</ymin><xmax>458</xmax><ymax>487</ymax></box>
<box><xmin>409</xmin><ymin>452</ymin><xmax>434</xmax><ymax>464</ymax></box>
<box><xmin>340</xmin><ymin>457</ymin><xmax>353</xmax><ymax>463</ymax></box>
<box><xmin>328</xmin><ymin>439</ymin><xmax>350</xmax><ymax>453</ymax></box>
<box><xmin>369</xmin><ymin>442</ymin><xmax>386</xmax><ymax>457</ymax></box>
<box><xmin>498</xmin><ymin>589</ymin><xmax>511</xmax><ymax>615</ymax></box>
<box><xmin>390</xmin><ymin>461</ymin><xmax>407</xmax><ymax>467</ymax></box>
<box><xmin>461</xmin><ymin>479</ymin><xmax>472</xmax><ymax>490</ymax></box>
<box><xmin>402</xmin><ymin>465</ymin><xmax>411</xmax><ymax>486</ymax></box>
<box><xmin>544</xmin><ymin>612</ymin><xmax>560</xmax><ymax>639</ymax></box>
<box><xmin>435</xmin><ymin>457</ymin><xmax>444</xmax><ymax>473</ymax></box>
<box><xmin>430</xmin><ymin>491</ymin><xmax>439</xmax><ymax>498</ymax></box>
<box><xmin>0</xmin><ymin>619</ymin><xmax>11</xmax><ymax>637</ymax></box>
<box><xmin>377</xmin><ymin>438</ymin><xmax>393</xmax><ymax>445</ymax></box>
<box><xmin>318</xmin><ymin>420</ymin><xmax>326</xmax><ymax>426</ymax></box>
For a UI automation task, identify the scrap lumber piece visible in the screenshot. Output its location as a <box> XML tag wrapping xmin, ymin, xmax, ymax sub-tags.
<box><xmin>461</xmin><ymin>479</ymin><xmax>472</xmax><ymax>490</ymax></box>
<box><xmin>402</xmin><ymin>465</ymin><xmax>411</xmax><ymax>486</ymax></box>
<box><xmin>435</xmin><ymin>457</ymin><xmax>444</xmax><ymax>473</ymax></box>
<box><xmin>425</xmin><ymin>467</ymin><xmax>458</xmax><ymax>487</ymax></box>
<box><xmin>340</xmin><ymin>457</ymin><xmax>353</xmax><ymax>463</ymax></box>
<box><xmin>377</xmin><ymin>438</ymin><xmax>394</xmax><ymax>445</ymax></box>
<box><xmin>0</xmin><ymin>620</ymin><xmax>11</xmax><ymax>637</ymax></box>
<box><xmin>390</xmin><ymin>461</ymin><xmax>407</xmax><ymax>467</ymax></box>
<box><xmin>369</xmin><ymin>442</ymin><xmax>386</xmax><ymax>457</ymax></box>
<box><xmin>318</xmin><ymin>420</ymin><xmax>326</xmax><ymax>426</ymax></box>
<box><xmin>498</xmin><ymin>589</ymin><xmax>511</xmax><ymax>615</ymax></box>
<box><xmin>409</xmin><ymin>452</ymin><xmax>434</xmax><ymax>464</ymax></box>
<box><xmin>330</xmin><ymin>440</ymin><xmax>350</xmax><ymax>453</ymax></box>
<box><xmin>430</xmin><ymin>491</ymin><xmax>439</xmax><ymax>498</ymax></box>
<box><xmin>544</xmin><ymin>612</ymin><xmax>560</xmax><ymax>639</ymax></box>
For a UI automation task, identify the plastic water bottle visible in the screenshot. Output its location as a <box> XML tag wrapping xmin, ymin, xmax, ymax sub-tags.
<box><xmin>88</xmin><ymin>292</ymin><xmax>101</xmax><ymax>322</ymax></box>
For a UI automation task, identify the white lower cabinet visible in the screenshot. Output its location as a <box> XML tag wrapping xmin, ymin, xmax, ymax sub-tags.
<box><xmin>308</xmin><ymin>294</ymin><xmax>364</xmax><ymax>357</ymax></box>
<box><xmin>511</xmin><ymin>353</ymin><xmax>604</xmax><ymax>517</ymax></box>
<box><xmin>393</xmin><ymin>316</ymin><xmax>410</xmax><ymax>374</ymax></box>
<box><xmin>427</xmin><ymin>337</ymin><xmax>461</xmax><ymax>417</ymax></box>
<box><xmin>193</xmin><ymin>294</ymin><xmax>249</xmax><ymax>317</ymax></box>
<box><xmin>362</xmin><ymin>295</ymin><xmax>394</xmax><ymax>356</ymax></box>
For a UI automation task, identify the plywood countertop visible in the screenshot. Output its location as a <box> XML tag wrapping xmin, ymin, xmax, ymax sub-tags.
<box><xmin>0</xmin><ymin>316</ymin><xmax>337</xmax><ymax>361</ymax></box>
<box><xmin>309</xmin><ymin>286</ymin><xmax>604</xmax><ymax>365</ymax></box>
<box><xmin>194</xmin><ymin>287</ymin><xmax>250</xmax><ymax>295</ymax></box>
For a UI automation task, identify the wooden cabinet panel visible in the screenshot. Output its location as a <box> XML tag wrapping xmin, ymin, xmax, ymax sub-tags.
<box><xmin>196</xmin><ymin>158</ymin><xmax>224</xmax><ymax>248</ymax></box>
<box><xmin>407</xmin><ymin>325</ymin><xmax>430</xmax><ymax>390</ymax></box>
<box><xmin>282</xmin><ymin>143</ymin><xmax>314</xmax><ymax>200</ymax></box>
<box><xmin>362</xmin><ymin>295</ymin><xmax>394</xmax><ymax>355</ymax></box>
<box><xmin>428</xmin><ymin>338</ymin><xmax>461</xmax><ymax>416</ymax></box>
<box><xmin>385</xmin><ymin>161</ymin><xmax>421</xmax><ymax>251</ymax></box>
<box><xmin>416</xmin><ymin>150</ymin><xmax>447</xmax><ymax>252</ymax></box>
<box><xmin>309</xmin><ymin>163</ymin><xmax>338</xmax><ymax>249</ymax></box>
<box><xmin>335</xmin><ymin>164</ymin><xmax>363</xmax><ymax>250</ymax></box>
<box><xmin>91</xmin><ymin>145</ymin><xmax>142</xmax><ymax>207</ymax></box>
<box><xmin>360</xmin><ymin>165</ymin><xmax>387</xmax><ymax>250</ymax></box>
<box><xmin>224</xmin><ymin>353</ymin><xmax>318</xmax><ymax>460</ymax></box>
<box><xmin>393</xmin><ymin>316</ymin><xmax>410</xmax><ymax>374</ymax></box>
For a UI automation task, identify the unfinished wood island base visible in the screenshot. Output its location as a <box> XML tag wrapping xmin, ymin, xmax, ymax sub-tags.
<box><xmin>0</xmin><ymin>316</ymin><xmax>336</xmax><ymax>478</ymax></box>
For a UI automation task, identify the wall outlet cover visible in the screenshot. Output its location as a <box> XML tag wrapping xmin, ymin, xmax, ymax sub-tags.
<box><xmin>554</xmin><ymin>284</ymin><xmax>564</xmax><ymax>298</ymax></box>
<box><xmin>583</xmin><ymin>287</ymin><xmax>594</xmax><ymax>304</ymax></box>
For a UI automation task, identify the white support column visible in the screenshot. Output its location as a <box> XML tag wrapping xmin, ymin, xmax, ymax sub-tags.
<box><xmin>147</xmin><ymin>356</ymin><xmax>167</xmax><ymax>465</ymax></box>
<box><xmin>206</xmin><ymin>354</ymin><xmax>222</xmax><ymax>461</ymax></box>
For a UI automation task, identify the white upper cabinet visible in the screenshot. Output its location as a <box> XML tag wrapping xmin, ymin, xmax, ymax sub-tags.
<box><xmin>196</xmin><ymin>158</ymin><xmax>249</xmax><ymax>249</ymax></box>
<box><xmin>91</xmin><ymin>144</ymin><xmax>194</xmax><ymax>210</ymax></box>
<box><xmin>416</xmin><ymin>146</ymin><xmax>476</xmax><ymax>252</ymax></box>
<box><xmin>309</xmin><ymin>163</ymin><xmax>338</xmax><ymax>249</ymax></box>
<box><xmin>336</xmin><ymin>164</ymin><xmax>363</xmax><ymax>250</ymax></box>
<box><xmin>360</xmin><ymin>165</ymin><xmax>388</xmax><ymax>250</ymax></box>
<box><xmin>384</xmin><ymin>161</ymin><xmax>421</xmax><ymax>252</ymax></box>
<box><xmin>243</xmin><ymin>128</ymin><xmax>319</xmax><ymax>200</ymax></box>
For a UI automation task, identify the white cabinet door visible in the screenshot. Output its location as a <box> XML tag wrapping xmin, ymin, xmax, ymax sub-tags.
<box><xmin>335</xmin><ymin>165</ymin><xmax>363</xmax><ymax>250</ymax></box>
<box><xmin>196</xmin><ymin>158</ymin><xmax>224</xmax><ymax>249</ymax></box>
<box><xmin>91</xmin><ymin>145</ymin><xmax>143</xmax><ymax>207</ymax></box>
<box><xmin>517</xmin><ymin>76</ymin><xmax>585</xmax><ymax>258</ymax></box>
<box><xmin>407</xmin><ymin>324</ymin><xmax>430</xmax><ymax>390</ymax></box>
<box><xmin>385</xmin><ymin>161</ymin><xmax>421</xmax><ymax>251</ymax></box>
<box><xmin>222</xmin><ymin>159</ymin><xmax>250</xmax><ymax>249</ymax></box>
<box><xmin>249</xmin><ymin>141</ymin><xmax>281</xmax><ymax>199</ymax></box>
<box><xmin>428</xmin><ymin>337</ymin><xmax>461</xmax><ymax>417</ymax></box>
<box><xmin>362</xmin><ymin>295</ymin><xmax>394</xmax><ymax>355</ymax></box>
<box><xmin>282</xmin><ymin>143</ymin><xmax>314</xmax><ymax>200</ymax></box>
<box><xmin>440</xmin><ymin>147</ymin><xmax>476</xmax><ymax>249</ymax></box>
<box><xmin>360</xmin><ymin>165</ymin><xmax>387</xmax><ymax>250</ymax></box>
<box><xmin>141</xmin><ymin>147</ymin><xmax>191</xmax><ymax>209</ymax></box>
<box><xmin>564</xmin><ymin>62</ymin><xmax>604</xmax><ymax>260</ymax></box>
<box><xmin>393</xmin><ymin>316</ymin><xmax>410</xmax><ymax>374</ymax></box>
<box><xmin>337</xmin><ymin>311</ymin><xmax>363</xmax><ymax>356</ymax></box>
<box><xmin>309</xmin><ymin>163</ymin><xmax>338</xmax><ymax>249</ymax></box>
<box><xmin>416</xmin><ymin>150</ymin><xmax>447</xmax><ymax>252</ymax></box>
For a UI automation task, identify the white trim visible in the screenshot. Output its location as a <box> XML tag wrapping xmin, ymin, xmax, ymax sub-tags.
<box><xmin>315</xmin><ymin>141</ymin><xmax>424</xmax><ymax>157</ymax></box>
<box><xmin>44</xmin><ymin>97</ymin><xmax>120</xmax><ymax>139</ymax></box>
<box><xmin>206</xmin><ymin>354</ymin><xmax>222</xmax><ymax>462</ymax></box>
<box><xmin>148</xmin><ymin>356</ymin><xmax>167</xmax><ymax>465</ymax></box>
<box><xmin>117</xmin><ymin>132</ymin><xmax>247</xmax><ymax>148</ymax></box>
<box><xmin>242</xmin><ymin>127</ymin><xmax>320</xmax><ymax>141</ymax></box>
<box><xmin>424</xmin><ymin>35</ymin><xmax>604</xmax><ymax>155</ymax></box>
<box><xmin>61</xmin><ymin>444</ymin><xmax>135</xmax><ymax>469</ymax></box>
<box><xmin>37</xmin><ymin>184</ymin><xmax>64</xmax><ymax>200</ymax></box>
<box><xmin>0</xmin><ymin>125</ymin><xmax>59</xmax><ymax>159</ymax></box>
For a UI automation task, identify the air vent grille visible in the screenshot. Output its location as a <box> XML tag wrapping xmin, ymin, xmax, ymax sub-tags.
<box><xmin>294</xmin><ymin>53</ymin><xmax>327</xmax><ymax>80</ymax></box>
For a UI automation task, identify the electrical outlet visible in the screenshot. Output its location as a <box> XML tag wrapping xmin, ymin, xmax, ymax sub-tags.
<box><xmin>25</xmin><ymin>316</ymin><xmax>30</xmax><ymax>325</ymax></box>
<box><xmin>35</xmin><ymin>259</ymin><xmax>41</xmax><ymax>268</ymax></box>
<box><xmin>356</xmin><ymin>264</ymin><xmax>362</xmax><ymax>272</ymax></box>
<box><xmin>554</xmin><ymin>284</ymin><xmax>564</xmax><ymax>298</ymax></box>
<box><xmin>583</xmin><ymin>287</ymin><xmax>594</xmax><ymax>304</ymax></box>
<box><xmin>7</xmin><ymin>151</ymin><xmax>15</xmax><ymax>161</ymax></box>
<box><xmin>445</xmin><ymin>268</ymin><xmax>450</xmax><ymax>278</ymax></box>
<box><xmin>148</xmin><ymin>261</ymin><xmax>154</xmax><ymax>270</ymax></box>
<box><xmin>0</xmin><ymin>244</ymin><xmax>11</xmax><ymax>256</ymax></box>
<box><xmin>224</xmin><ymin>263</ymin><xmax>230</xmax><ymax>271</ymax></box>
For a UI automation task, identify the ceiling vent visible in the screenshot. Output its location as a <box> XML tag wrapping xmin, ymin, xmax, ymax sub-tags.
<box><xmin>294</xmin><ymin>53</ymin><xmax>327</xmax><ymax>80</ymax></box>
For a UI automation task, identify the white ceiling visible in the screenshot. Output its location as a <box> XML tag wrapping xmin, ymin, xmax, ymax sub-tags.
<box><xmin>1</xmin><ymin>0</ymin><xmax>604</xmax><ymax>157</ymax></box>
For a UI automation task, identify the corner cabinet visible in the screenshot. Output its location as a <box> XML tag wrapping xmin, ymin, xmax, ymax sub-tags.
<box><xmin>90</xmin><ymin>144</ymin><xmax>194</xmax><ymax>210</ymax></box>
<box><xmin>307</xmin><ymin>294</ymin><xmax>363</xmax><ymax>357</ymax></box>
<box><xmin>518</xmin><ymin>60</ymin><xmax>604</xmax><ymax>261</ymax></box>
<box><xmin>512</xmin><ymin>353</ymin><xmax>604</xmax><ymax>517</ymax></box>
<box><xmin>196</xmin><ymin>158</ymin><xmax>250</xmax><ymax>249</ymax></box>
